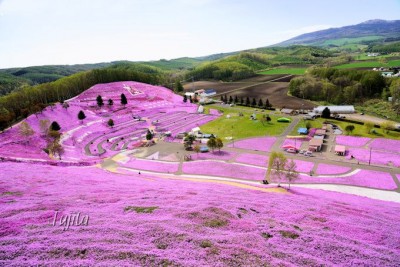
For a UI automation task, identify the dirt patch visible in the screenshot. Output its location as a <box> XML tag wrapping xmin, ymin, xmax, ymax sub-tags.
<box><xmin>239</xmin><ymin>75</ymin><xmax>293</xmax><ymax>83</ymax></box>
<box><xmin>184</xmin><ymin>78</ymin><xmax>314</xmax><ymax>109</ymax></box>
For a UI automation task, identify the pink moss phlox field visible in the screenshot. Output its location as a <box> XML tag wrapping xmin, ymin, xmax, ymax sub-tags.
<box><xmin>335</xmin><ymin>135</ymin><xmax>371</xmax><ymax>147</ymax></box>
<box><xmin>228</xmin><ymin>137</ymin><xmax>277</xmax><ymax>152</ymax></box>
<box><xmin>191</xmin><ymin>151</ymin><xmax>236</xmax><ymax>161</ymax></box>
<box><xmin>122</xmin><ymin>158</ymin><xmax>179</xmax><ymax>173</ymax></box>
<box><xmin>316</xmin><ymin>163</ymin><xmax>352</xmax><ymax>175</ymax></box>
<box><xmin>1</xmin><ymin>162</ymin><xmax>400</xmax><ymax>266</ymax></box>
<box><xmin>0</xmin><ymin>81</ymin><xmax>219</xmax><ymax>162</ymax></box>
<box><xmin>182</xmin><ymin>161</ymin><xmax>266</xmax><ymax>180</ymax></box>
<box><xmin>369</xmin><ymin>138</ymin><xmax>400</xmax><ymax>153</ymax></box>
<box><xmin>234</xmin><ymin>153</ymin><xmax>268</xmax><ymax>166</ymax></box>
<box><xmin>347</xmin><ymin>147</ymin><xmax>400</xmax><ymax>167</ymax></box>
<box><xmin>293</xmin><ymin>160</ymin><xmax>314</xmax><ymax>173</ymax></box>
<box><xmin>298</xmin><ymin>169</ymin><xmax>397</xmax><ymax>190</ymax></box>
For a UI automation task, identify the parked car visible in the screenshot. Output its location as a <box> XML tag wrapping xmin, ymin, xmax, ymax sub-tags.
<box><xmin>299</xmin><ymin>149</ymin><xmax>306</xmax><ymax>154</ymax></box>
<box><xmin>286</xmin><ymin>148</ymin><xmax>298</xmax><ymax>154</ymax></box>
<box><xmin>304</xmin><ymin>151</ymin><xmax>313</xmax><ymax>157</ymax></box>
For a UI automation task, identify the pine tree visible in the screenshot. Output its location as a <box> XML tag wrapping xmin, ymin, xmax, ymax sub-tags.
<box><xmin>96</xmin><ymin>95</ymin><xmax>104</xmax><ymax>108</ymax></box>
<box><xmin>146</xmin><ymin>129</ymin><xmax>153</xmax><ymax>141</ymax></box>
<box><xmin>50</xmin><ymin>121</ymin><xmax>61</xmax><ymax>131</ymax></box>
<box><xmin>252</xmin><ymin>98</ymin><xmax>257</xmax><ymax>107</ymax></box>
<box><xmin>229</xmin><ymin>95</ymin><xmax>233</xmax><ymax>104</ymax></box>
<box><xmin>121</xmin><ymin>93</ymin><xmax>128</xmax><ymax>107</ymax></box>
<box><xmin>175</xmin><ymin>80</ymin><xmax>184</xmax><ymax>92</ymax></box>
<box><xmin>240</xmin><ymin>97</ymin><xmax>244</xmax><ymax>105</ymax></box>
<box><xmin>265</xmin><ymin>99</ymin><xmax>270</xmax><ymax>108</ymax></box>
<box><xmin>245</xmin><ymin>97</ymin><xmax>250</xmax><ymax>106</ymax></box>
<box><xmin>258</xmin><ymin>99</ymin><xmax>263</xmax><ymax>108</ymax></box>
<box><xmin>78</xmin><ymin>110</ymin><xmax>86</xmax><ymax>122</ymax></box>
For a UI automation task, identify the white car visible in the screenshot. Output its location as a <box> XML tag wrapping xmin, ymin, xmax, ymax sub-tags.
<box><xmin>304</xmin><ymin>151</ymin><xmax>313</xmax><ymax>157</ymax></box>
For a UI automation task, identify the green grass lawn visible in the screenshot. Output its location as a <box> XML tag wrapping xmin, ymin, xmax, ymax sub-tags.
<box><xmin>289</xmin><ymin>119</ymin><xmax>323</xmax><ymax>136</ymax></box>
<box><xmin>201</xmin><ymin>105</ymin><xmax>288</xmax><ymax>139</ymax></box>
<box><xmin>335</xmin><ymin>59</ymin><xmax>400</xmax><ymax>69</ymax></box>
<box><xmin>289</xmin><ymin>117</ymin><xmax>400</xmax><ymax>139</ymax></box>
<box><xmin>258</xmin><ymin>68</ymin><xmax>306</xmax><ymax>75</ymax></box>
<box><xmin>356</xmin><ymin>99</ymin><xmax>400</xmax><ymax>122</ymax></box>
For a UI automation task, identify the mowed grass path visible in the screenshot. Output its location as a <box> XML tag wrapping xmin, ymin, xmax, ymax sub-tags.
<box><xmin>335</xmin><ymin>59</ymin><xmax>400</xmax><ymax>69</ymax></box>
<box><xmin>201</xmin><ymin>106</ymin><xmax>288</xmax><ymax>139</ymax></box>
<box><xmin>258</xmin><ymin>68</ymin><xmax>306</xmax><ymax>75</ymax></box>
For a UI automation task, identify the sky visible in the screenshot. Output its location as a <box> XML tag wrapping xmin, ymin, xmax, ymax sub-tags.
<box><xmin>0</xmin><ymin>0</ymin><xmax>399</xmax><ymax>68</ymax></box>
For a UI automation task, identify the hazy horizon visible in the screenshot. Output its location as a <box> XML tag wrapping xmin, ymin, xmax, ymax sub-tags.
<box><xmin>1</xmin><ymin>0</ymin><xmax>399</xmax><ymax>69</ymax></box>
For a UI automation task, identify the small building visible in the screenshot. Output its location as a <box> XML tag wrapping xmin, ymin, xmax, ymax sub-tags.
<box><xmin>308</xmin><ymin>138</ymin><xmax>323</xmax><ymax>152</ymax></box>
<box><xmin>201</xmin><ymin>89</ymin><xmax>217</xmax><ymax>97</ymax></box>
<box><xmin>184</xmin><ymin>92</ymin><xmax>195</xmax><ymax>97</ymax></box>
<box><xmin>297</xmin><ymin>128</ymin><xmax>308</xmax><ymax>135</ymax></box>
<box><xmin>315</xmin><ymin>129</ymin><xmax>326</xmax><ymax>137</ymax></box>
<box><xmin>335</xmin><ymin>145</ymin><xmax>346</xmax><ymax>156</ymax></box>
<box><xmin>197</xmin><ymin>105</ymin><xmax>204</xmax><ymax>113</ymax></box>
<box><xmin>313</xmin><ymin>105</ymin><xmax>355</xmax><ymax>114</ymax></box>
<box><xmin>281</xmin><ymin>108</ymin><xmax>296</xmax><ymax>115</ymax></box>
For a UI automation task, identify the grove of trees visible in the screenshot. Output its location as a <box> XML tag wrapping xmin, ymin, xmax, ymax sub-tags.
<box><xmin>289</xmin><ymin>67</ymin><xmax>387</xmax><ymax>104</ymax></box>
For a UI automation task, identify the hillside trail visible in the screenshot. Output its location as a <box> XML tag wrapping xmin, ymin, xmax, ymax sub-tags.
<box><xmin>213</xmin><ymin>75</ymin><xmax>293</xmax><ymax>97</ymax></box>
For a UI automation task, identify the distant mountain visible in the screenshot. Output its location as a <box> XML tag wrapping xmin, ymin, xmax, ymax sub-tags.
<box><xmin>276</xmin><ymin>19</ymin><xmax>400</xmax><ymax>47</ymax></box>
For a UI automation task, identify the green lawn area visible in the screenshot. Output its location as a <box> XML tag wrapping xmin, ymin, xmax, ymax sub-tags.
<box><xmin>319</xmin><ymin>36</ymin><xmax>384</xmax><ymax>47</ymax></box>
<box><xmin>335</xmin><ymin>59</ymin><xmax>400</xmax><ymax>69</ymax></box>
<box><xmin>354</xmin><ymin>54</ymin><xmax>395</xmax><ymax>61</ymax></box>
<box><xmin>324</xmin><ymin>119</ymin><xmax>400</xmax><ymax>139</ymax></box>
<box><xmin>289</xmin><ymin>119</ymin><xmax>323</xmax><ymax>136</ymax></box>
<box><xmin>200</xmin><ymin>105</ymin><xmax>288</xmax><ymax>139</ymax></box>
<box><xmin>356</xmin><ymin>99</ymin><xmax>400</xmax><ymax>123</ymax></box>
<box><xmin>289</xmin><ymin>117</ymin><xmax>400</xmax><ymax>139</ymax></box>
<box><xmin>258</xmin><ymin>68</ymin><xmax>306</xmax><ymax>75</ymax></box>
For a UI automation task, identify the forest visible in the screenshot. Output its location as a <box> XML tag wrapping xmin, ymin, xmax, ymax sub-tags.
<box><xmin>288</xmin><ymin>67</ymin><xmax>388</xmax><ymax>104</ymax></box>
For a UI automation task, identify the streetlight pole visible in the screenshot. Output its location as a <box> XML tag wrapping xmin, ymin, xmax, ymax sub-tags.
<box><xmin>369</xmin><ymin>147</ymin><xmax>372</xmax><ymax>165</ymax></box>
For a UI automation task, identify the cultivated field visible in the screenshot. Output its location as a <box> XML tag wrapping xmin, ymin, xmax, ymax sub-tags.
<box><xmin>184</xmin><ymin>75</ymin><xmax>314</xmax><ymax>109</ymax></box>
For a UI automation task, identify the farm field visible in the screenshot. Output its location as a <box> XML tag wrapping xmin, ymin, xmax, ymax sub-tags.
<box><xmin>335</xmin><ymin>59</ymin><xmax>400</xmax><ymax>69</ymax></box>
<box><xmin>258</xmin><ymin>68</ymin><xmax>307</xmax><ymax>75</ymax></box>
<box><xmin>184</xmin><ymin>78</ymin><xmax>314</xmax><ymax>109</ymax></box>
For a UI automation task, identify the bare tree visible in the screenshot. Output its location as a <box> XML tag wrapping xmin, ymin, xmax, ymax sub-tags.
<box><xmin>19</xmin><ymin>121</ymin><xmax>35</xmax><ymax>144</ymax></box>
<box><xmin>268</xmin><ymin>151</ymin><xmax>287</xmax><ymax>187</ymax></box>
<box><xmin>285</xmin><ymin>159</ymin><xmax>299</xmax><ymax>189</ymax></box>
<box><xmin>39</xmin><ymin>119</ymin><xmax>50</xmax><ymax>137</ymax></box>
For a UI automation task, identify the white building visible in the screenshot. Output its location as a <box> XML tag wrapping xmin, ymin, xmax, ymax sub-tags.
<box><xmin>313</xmin><ymin>105</ymin><xmax>355</xmax><ymax>114</ymax></box>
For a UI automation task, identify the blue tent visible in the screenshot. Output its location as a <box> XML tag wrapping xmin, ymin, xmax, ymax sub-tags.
<box><xmin>297</xmin><ymin>128</ymin><xmax>308</xmax><ymax>135</ymax></box>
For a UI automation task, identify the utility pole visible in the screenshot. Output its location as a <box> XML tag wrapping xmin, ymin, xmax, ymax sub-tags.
<box><xmin>369</xmin><ymin>147</ymin><xmax>372</xmax><ymax>165</ymax></box>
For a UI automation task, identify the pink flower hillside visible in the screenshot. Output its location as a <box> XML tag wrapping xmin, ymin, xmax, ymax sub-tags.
<box><xmin>228</xmin><ymin>137</ymin><xmax>276</xmax><ymax>152</ymax></box>
<box><xmin>316</xmin><ymin>163</ymin><xmax>352</xmax><ymax>175</ymax></box>
<box><xmin>122</xmin><ymin>158</ymin><xmax>179</xmax><ymax>173</ymax></box>
<box><xmin>1</xmin><ymin>161</ymin><xmax>400</xmax><ymax>266</ymax></box>
<box><xmin>335</xmin><ymin>135</ymin><xmax>371</xmax><ymax>147</ymax></box>
<box><xmin>235</xmin><ymin>153</ymin><xmax>268</xmax><ymax>166</ymax></box>
<box><xmin>370</xmin><ymin>138</ymin><xmax>400</xmax><ymax>154</ymax></box>
<box><xmin>182</xmin><ymin>161</ymin><xmax>266</xmax><ymax>180</ymax></box>
<box><xmin>298</xmin><ymin>169</ymin><xmax>397</xmax><ymax>190</ymax></box>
